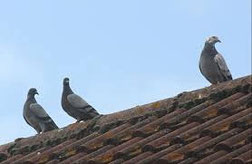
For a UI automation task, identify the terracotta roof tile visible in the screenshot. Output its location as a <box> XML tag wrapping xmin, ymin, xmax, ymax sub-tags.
<box><xmin>79</xmin><ymin>145</ymin><xmax>115</xmax><ymax>164</ymax></box>
<box><xmin>58</xmin><ymin>152</ymin><xmax>87</xmax><ymax>164</ymax></box>
<box><xmin>0</xmin><ymin>75</ymin><xmax>251</xmax><ymax>164</ymax></box>
<box><xmin>193</xmin><ymin>93</ymin><xmax>245</xmax><ymax>123</ymax></box>
<box><xmin>230</xmin><ymin>150</ymin><xmax>252</xmax><ymax>164</ymax></box>
<box><xmin>1</xmin><ymin>155</ymin><xmax>23</xmax><ymax>164</ymax></box>
<box><xmin>177</xmin><ymin>157</ymin><xmax>198</xmax><ymax>164</ymax></box>
<box><xmin>136</xmin><ymin>144</ymin><xmax>182</xmax><ymax>164</ymax></box>
<box><xmin>55</xmin><ymin>133</ymin><xmax>99</xmax><ymax>158</ymax></box>
<box><xmin>122</xmin><ymin>151</ymin><xmax>153</xmax><ymax>164</ymax></box>
<box><xmin>46</xmin><ymin>159</ymin><xmax>60</xmax><ymax>164</ymax></box>
<box><xmin>114</xmin><ymin>129</ymin><xmax>170</xmax><ymax>160</ymax></box>
<box><xmin>194</xmin><ymin>150</ymin><xmax>229</xmax><ymax>164</ymax></box>
<box><xmin>210</xmin><ymin>143</ymin><xmax>251</xmax><ymax>164</ymax></box>
<box><xmin>90</xmin><ymin>137</ymin><xmax>142</xmax><ymax>163</ymax></box>
<box><xmin>172</xmin><ymin>114</ymin><xmax>229</xmax><ymax>145</ymax></box>
<box><xmin>134</xmin><ymin>109</ymin><xmax>186</xmax><ymax>137</ymax></box>
<box><xmin>186</xmin><ymin>128</ymin><xmax>243</xmax><ymax>158</ymax></box>
<box><xmin>214</xmin><ymin>128</ymin><xmax>251</xmax><ymax>152</ymax></box>
<box><xmin>202</xmin><ymin>107</ymin><xmax>252</xmax><ymax>137</ymax></box>
<box><xmin>108</xmin><ymin>158</ymin><xmax>124</xmax><ymax>164</ymax></box>
<box><xmin>218</xmin><ymin>93</ymin><xmax>252</xmax><ymax>115</ymax></box>
<box><xmin>13</xmin><ymin>147</ymin><xmax>47</xmax><ymax>164</ymax></box>
<box><xmin>0</xmin><ymin>153</ymin><xmax>7</xmax><ymax>163</ymax></box>
<box><xmin>106</xmin><ymin>116</ymin><xmax>157</xmax><ymax>145</ymax></box>
<box><xmin>157</xmin><ymin>136</ymin><xmax>212</xmax><ymax>163</ymax></box>
<box><xmin>144</xmin><ymin>122</ymin><xmax>200</xmax><ymax>152</ymax></box>
<box><xmin>160</xmin><ymin>101</ymin><xmax>213</xmax><ymax>129</ymax></box>
<box><xmin>231</xmin><ymin>113</ymin><xmax>252</xmax><ymax>129</ymax></box>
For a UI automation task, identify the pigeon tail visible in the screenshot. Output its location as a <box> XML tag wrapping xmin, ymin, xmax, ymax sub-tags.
<box><xmin>41</xmin><ymin>120</ymin><xmax>59</xmax><ymax>133</ymax></box>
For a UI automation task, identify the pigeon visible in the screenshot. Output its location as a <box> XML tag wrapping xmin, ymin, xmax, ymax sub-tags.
<box><xmin>199</xmin><ymin>36</ymin><xmax>232</xmax><ymax>84</ymax></box>
<box><xmin>23</xmin><ymin>88</ymin><xmax>58</xmax><ymax>133</ymax></box>
<box><xmin>61</xmin><ymin>78</ymin><xmax>100</xmax><ymax>122</ymax></box>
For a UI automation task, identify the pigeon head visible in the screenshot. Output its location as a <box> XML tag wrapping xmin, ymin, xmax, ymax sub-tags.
<box><xmin>28</xmin><ymin>88</ymin><xmax>38</xmax><ymax>97</ymax></box>
<box><xmin>205</xmin><ymin>36</ymin><xmax>221</xmax><ymax>46</ymax></box>
<box><xmin>63</xmin><ymin>77</ymin><xmax>70</xmax><ymax>86</ymax></box>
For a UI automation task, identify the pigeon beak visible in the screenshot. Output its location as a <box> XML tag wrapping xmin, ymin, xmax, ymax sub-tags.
<box><xmin>35</xmin><ymin>91</ymin><xmax>39</xmax><ymax>95</ymax></box>
<box><xmin>217</xmin><ymin>39</ymin><xmax>221</xmax><ymax>43</ymax></box>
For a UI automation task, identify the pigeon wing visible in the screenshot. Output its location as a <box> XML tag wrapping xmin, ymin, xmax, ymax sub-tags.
<box><xmin>199</xmin><ymin>62</ymin><xmax>213</xmax><ymax>83</ymax></box>
<box><xmin>67</xmin><ymin>93</ymin><xmax>89</xmax><ymax>109</ymax></box>
<box><xmin>214</xmin><ymin>53</ymin><xmax>233</xmax><ymax>81</ymax></box>
<box><xmin>29</xmin><ymin>103</ymin><xmax>51</xmax><ymax>121</ymax></box>
<box><xmin>30</xmin><ymin>103</ymin><xmax>58</xmax><ymax>131</ymax></box>
<box><xmin>23</xmin><ymin>115</ymin><xmax>32</xmax><ymax>126</ymax></box>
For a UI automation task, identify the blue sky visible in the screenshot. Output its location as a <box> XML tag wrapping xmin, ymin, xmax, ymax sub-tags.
<box><xmin>0</xmin><ymin>0</ymin><xmax>251</xmax><ymax>145</ymax></box>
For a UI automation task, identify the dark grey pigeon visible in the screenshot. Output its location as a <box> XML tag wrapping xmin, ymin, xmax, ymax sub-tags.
<box><xmin>199</xmin><ymin>36</ymin><xmax>232</xmax><ymax>84</ymax></box>
<box><xmin>61</xmin><ymin>78</ymin><xmax>100</xmax><ymax>122</ymax></box>
<box><xmin>23</xmin><ymin>88</ymin><xmax>58</xmax><ymax>134</ymax></box>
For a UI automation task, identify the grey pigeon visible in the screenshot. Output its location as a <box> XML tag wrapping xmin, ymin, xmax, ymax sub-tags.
<box><xmin>61</xmin><ymin>78</ymin><xmax>100</xmax><ymax>122</ymax></box>
<box><xmin>23</xmin><ymin>88</ymin><xmax>58</xmax><ymax>133</ymax></box>
<box><xmin>199</xmin><ymin>36</ymin><xmax>232</xmax><ymax>84</ymax></box>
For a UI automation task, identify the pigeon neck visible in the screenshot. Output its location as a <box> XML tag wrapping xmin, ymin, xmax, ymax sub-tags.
<box><xmin>64</xmin><ymin>84</ymin><xmax>74</xmax><ymax>94</ymax></box>
<box><xmin>27</xmin><ymin>95</ymin><xmax>37</xmax><ymax>103</ymax></box>
<box><xmin>204</xmin><ymin>43</ymin><xmax>217</xmax><ymax>54</ymax></box>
